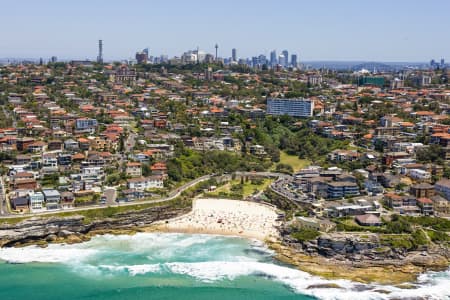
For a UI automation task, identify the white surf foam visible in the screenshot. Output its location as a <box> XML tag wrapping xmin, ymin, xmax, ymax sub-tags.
<box><xmin>0</xmin><ymin>245</ymin><xmax>98</xmax><ymax>264</ymax></box>
<box><xmin>98</xmin><ymin>264</ymin><xmax>161</xmax><ymax>276</ymax></box>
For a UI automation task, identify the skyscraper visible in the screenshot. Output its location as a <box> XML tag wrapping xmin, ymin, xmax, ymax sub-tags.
<box><xmin>258</xmin><ymin>54</ymin><xmax>267</xmax><ymax>66</ymax></box>
<box><xmin>232</xmin><ymin>48</ymin><xmax>237</xmax><ymax>62</ymax></box>
<box><xmin>278</xmin><ymin>54</ymin><xmax>285</xmax><ymax>66</ymax></box>
<box><xmin>291</xmin><ymin>54</ymin><xmax>298</xmax><ymax>68</ymax></box>
<box><xmin>97</xmin><ymin>40</ymin><xmax>103</xmax><ymax>63</ymax></box>
<box><xmin>282</xmin><ymin>50</ymin><xmax>289</xmax><ymax>67</ymax></box>
<box><xmin>215</xmin><ymin>43</ymin><xmax>219</xmax><ymax>62</ymax></box>
<box><xmin>270</xmin><ymin>50</ymin><xmax>277</xmax><ymax>66</ymax></box>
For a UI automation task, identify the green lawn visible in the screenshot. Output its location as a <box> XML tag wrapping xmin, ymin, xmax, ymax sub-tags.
<box><xmin>209</xmin><ymin>178</ymin><xmax>273</xmax><ymax>198</ymax></box>
<box><xmin>276</xmin><ymin>151</ymin><xmax>311</xmax><ymax>172</ymax></box>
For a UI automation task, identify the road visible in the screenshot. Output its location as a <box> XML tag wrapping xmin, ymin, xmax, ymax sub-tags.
<box><xmin>0</xmin><ymin>176</ymin><xmax>7</xmax><ymax>215</ymax></box>
<box><xmin>235</xmin><ymin>171</ymin><xmax>291</xmax><ymax>179</ymax></box>
<box><xmin>125</xmin><ymin>132</ymin><xmax>137</xmax><ymax>153</ymax></box>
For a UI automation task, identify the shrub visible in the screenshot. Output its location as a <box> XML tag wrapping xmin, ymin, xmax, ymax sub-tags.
<box><xmin>291</xmin><ymin>228</ymin><xmax>320</xmax><ymax>242</ymax></box>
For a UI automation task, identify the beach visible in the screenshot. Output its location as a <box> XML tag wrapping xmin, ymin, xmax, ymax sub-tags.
<box><xmin>151</xmin><ymin>198</ymin><xmax>281</xmax><ymax>241</ymax></box>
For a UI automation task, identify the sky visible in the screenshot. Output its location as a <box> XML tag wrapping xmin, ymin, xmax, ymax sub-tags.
<box><xmin>0</xmin><ymin>0</ymin><xmax>449</xmax><ymax>62</ymax></box>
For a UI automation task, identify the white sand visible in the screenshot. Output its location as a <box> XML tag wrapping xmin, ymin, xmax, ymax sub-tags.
<box><xmin>155</xmin><ymin>198</ymin><xmax>281</xmax><ymax>241</ymax></box>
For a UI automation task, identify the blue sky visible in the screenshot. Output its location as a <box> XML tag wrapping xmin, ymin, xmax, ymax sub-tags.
<box><xmin>0</xmin><ymin>0</ymin><xmax>449</xmax><ymax>62</ymax></box>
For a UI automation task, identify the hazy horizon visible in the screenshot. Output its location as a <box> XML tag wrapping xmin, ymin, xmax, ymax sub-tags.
<box><xmin>0</xmin><ymin>0</ymin><xmax>449</xmax><ymax>62</ymax></box>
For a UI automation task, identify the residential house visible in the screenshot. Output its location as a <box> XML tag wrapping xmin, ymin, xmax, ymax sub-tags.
<box><xmin>417</xmin><ymin>197</ymin><xmax>434</xmax><ymax>216</ymax></box>
<box><xmin>10</xmin><ymin>196</ymin><xmax>29</xmax><ymax>213</ymax></box>
<box><xmin>384</xmin><ymin>193</ymin><xmax>419</xmax><ymax>214</ymax></box>
<box><xmin>64</xmin><ymin>139</ymin><xmax>79</xmax><ymax>151</ymax></box>
<box><xmin>435</xmin><ymin>179</ymin><xmax>450</xmax><ymax>200</ymax></box>
<box><xmin>47</xmin><ymin>140</ymin><xmax>63</xmax><ymax>151</ymax></box>
<box><xmin>60</xmin><ymin>191</ymin><xmax>75</xmax><ymax>209</ymax></box>
<box><xmin>431</xmin><ymin>195</ymin><xmax>450</xmax><ymax>216</ymax></box>
<box><xmin>126</xmin><ymin>162</ymin><xmax>142</xmax><ymax>178</ymax></box>
<box><xmin>42</xmin><ymin>189</ymin><xmax>61</xmax><ymax>210</ymax></box>
<box><xmin>27</xmin><ymin>141</ymin><xmax>47</xmax><ymax>153</ymax></box>
<box><xmin>127</xmin><ymin>176</ymin><xmax>164</xmax><ymax>191</ymax></box>
<box><xmin>13</xmin><ymin>178</ymin><xmax>38</xmax><ymax>190</ymax></box>
<box><xmin>151</xmin><ymin>162</ymin><xmax>167</xmax><ymax>177</ymax></box>
<box><xmin>29</xmin><ymin>192</ymin><xmax>45</xmax><ymax>211</ymax></box>
<box><xmin>408</xmin><ymin>169</ymin><xmax>431</xmax><ymax>181</ymax></box>
<box><xmin>410</xmin><ymin>183</ymin><xmax>435</xmax><ymax>198</ymax></box>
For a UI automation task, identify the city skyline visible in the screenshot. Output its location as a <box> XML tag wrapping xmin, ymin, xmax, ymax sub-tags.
<box><xmin>0</xmin><ymin>0</ymin><xmax>449</xmax><ymax>62</ymax></box>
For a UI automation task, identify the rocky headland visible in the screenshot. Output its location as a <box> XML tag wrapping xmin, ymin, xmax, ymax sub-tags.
<box><xmin>270</xmin><ymin>230</ymin><xmax>450</xmax><ymax>284</ymax></box>
<box><xmin>0</xmin><ymin>205</ymin><xmax>189</xmax><ymax>248</ymax></box>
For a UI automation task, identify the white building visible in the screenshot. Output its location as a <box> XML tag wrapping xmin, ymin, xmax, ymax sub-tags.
<box><xmin>127</xmin><ymin>176</ymin><xmax>164</xmax><ymax>191</ymax></box>
<box><xmin>29</xmin><ymin>192</ymin><xmax>45</xmax><ymax>211</ymax></box>
<box><xmin>409</xmin><ymin>169</ymin><xmax>431</xmax><ymax>181</ymax></box>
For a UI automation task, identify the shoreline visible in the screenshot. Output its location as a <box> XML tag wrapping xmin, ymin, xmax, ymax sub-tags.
<box><xmin>1</xmin><ymin>198</ymin><xmax>448</xmax><ymax>286</ymax></box>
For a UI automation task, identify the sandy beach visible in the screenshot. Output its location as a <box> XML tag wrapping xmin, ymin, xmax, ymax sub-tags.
<box><xmin>151</xmin><ymin>198</ymin><xmax>281</xmax><ymax>241</ymax></box>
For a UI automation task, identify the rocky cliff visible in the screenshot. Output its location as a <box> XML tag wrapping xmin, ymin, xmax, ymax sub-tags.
<box><xmin>0</xmin><ymin>206</ymin><xmax>190</xmax><ymax>247</ymax></box>
<box><xmin>272</xmin><ymin>231</ymin><xmax>450</xmax><ymax>284</ymax></box>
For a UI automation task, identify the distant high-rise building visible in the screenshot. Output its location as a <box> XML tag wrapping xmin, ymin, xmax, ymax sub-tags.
<box><xmin>291</xmin><ymin>54</ymin><xmax>298</xmax><ymax>67</ymax></box>
<box><xmin>232</xmin><ymin>48</ymin><xmax>237</xmax><ymax>62</ymax></box>
<box><xmin>143</xmin><ymin>48</ymin><xmax>149</xmax><ymax>56</ymax></box>
<box><xmin>215</xmin><ymin>43</ymin><xmax>219</xmax><ymax>62</ymax></box>
<box><xmin>267</xmin><ymin>98</ymin><xmax>314</xmax><ymax>117</ymax></box>
<box><xmin>51</xmin><ymin>56</ymin><xmax>57</xmax><ymax>63</ymax></box>
<box><xmin>441</xmin><ymin>58</ymin><xmax>445</xmax><ymax>68</ymax></box>
<box><xmin>278</xmin><ymin>54</ymin><xmax>285</xmax><ymax>66</ymax></box>
<box><xmin>135</xmin><ymin>50</ymin><xmax>148</xmax><ymax>64</ymax></box>
<box><xmin>282</xmin><ymin>50</ymin><xmax>288</xmax><ymax>66</ymax></box>
<box><xmin>252</xmin><ymin>56</ymin><xmax>258</xmax><ymax>67</ymax></box>
<box><xmin>97</xmin><ymin>39</ymin><xmax>103</xmax><ymax>63</ymax></box>
<box><xmin>258</xmin><ymin>54</ymin><xmax>267</xmax><ymax>66</ymax></box>
<box><xmin>270</xmin><ymin>50</ymin><xmax>277</xmax><ymax>66</ymax></box>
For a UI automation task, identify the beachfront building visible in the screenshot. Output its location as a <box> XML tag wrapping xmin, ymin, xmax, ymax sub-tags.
<box><xmin>417</xmin><ymin>198</ymin><xmax>434</xmax><ymax>216</ymax></box>
<box><xmin>127</xmin><ymin>176</ymin><xmax>164</xmax><ymax>191</ymax></box>
<box><xmin>266</xmin><ymin>98</ymin><xmax>314</xmax><ymax>117</ymax></box>
<box><xmin>326</xmin><ymin>181</ymin><xmax>360</xmax><ymax>199</ymax></box>
<box><xmin>42</xmin><ymin>189</ymin><xmax>61</xmax><ymax>210</ymax></box>
<box><xmin>29</xmin><ymin>192</ymin><xmax>45</xmax><ymax>211</ymax></box>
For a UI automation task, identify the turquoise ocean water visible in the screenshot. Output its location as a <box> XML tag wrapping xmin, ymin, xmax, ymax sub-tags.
<box><xmin>0</xmin><ymin>233</ymin><xmax>448</xmax><ymax>300</ymax></box>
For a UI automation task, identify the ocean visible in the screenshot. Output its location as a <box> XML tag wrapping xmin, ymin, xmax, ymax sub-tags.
<box><xmin>0</xmin><ymin>233</ymin><xmax>448</xmax><ymax>300</ymax></box>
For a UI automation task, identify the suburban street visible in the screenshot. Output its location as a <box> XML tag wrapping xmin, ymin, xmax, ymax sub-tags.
<box><xmin>0</xmin><ymin>176</ymin><xmax>7</xmax><ymax>215</ymax></box>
